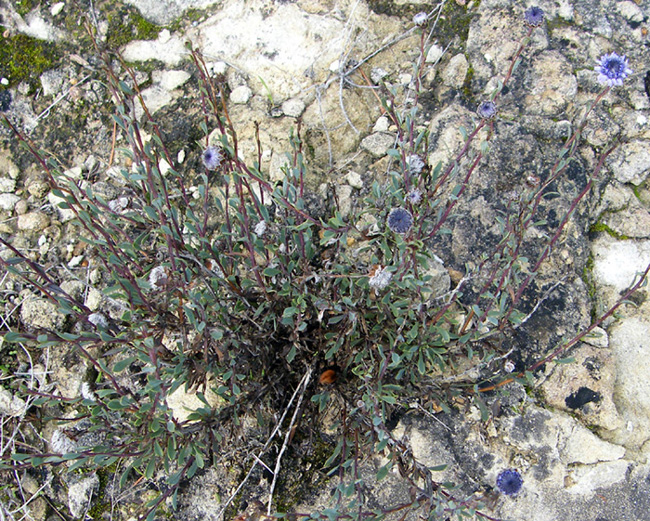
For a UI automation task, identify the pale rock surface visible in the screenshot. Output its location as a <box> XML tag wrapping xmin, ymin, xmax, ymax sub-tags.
<box><xmin>616</xmin><ymin>0</ymin><xmax>644</xmax><ymax>23</ymax></box>
<box><xmin>17</xmin><ymin>212</ymin><xmax>50</xmax><ymax>232</ymax></box>
<box><xmin>49</xmin><ymin>191</ymin><xmax>76</xmax><ymax>223</ymax></box>
<box><xmin>135</xmin><ymin>85</ymin><xmax>173</xmax><ymax>119</ymax></box>
<box><xmin>166</xmin><ymin>381</ymin><xmax>223</xmax><ymax>423</ymax></box>
<box><xmin>607</xmin><ymin>140</ymin><xmax>650</xmax><ymax>185</ymax></box>
<box><xmin>564</xmin><ymin>460</ymin><xmax>629</xmax><ymax>495</ymax></box>
<box><xmin>441</xmin><ymin>53</ymin><xmax>468</xmax><ymax>89</ymax></box>
<box><xmin>541</xmin><ymin>344</ymin><xmax>622</xmax><ymax>431</ymax></box>
<box><xmin>0</xmin><ymin>177</ymin><xmax>16</xmax><ymax>192</ymax></box>
<box><xmin>524</xmin><ymin>51</ymin><xmax>578</xmax><ymax>116</ymax></box>
<box><xmin>345</xmin><ymin>171</ymin><xmax>363</xmax><ymax>189</ymax></box>
<box><xmin>121</xmin><ymin>29</ymin><xmax>187</xmax><ymax>67</ymax></box>
<box><xmin>0</xmin><ymin>387</ymin><xmax>27</xmax><ymax>417</ymax></box>
<box><xmin>67</xmin><ymin>473</ymin><xmax>99</xmax><ymax>519</ymax></box>
<box><xmin>558</xmin><ymin>420</ymin><xmax>626</xmax><ymax>464</ymax></box>
<box><xmin>426</xmin><ymin>104</ymin><xmax>474</xmax><ymax>171</ymax></box>
<box><xmin>230</xmin><ymin>85</ymin><xmax>252</xmax><ymax>104</ymax></box>
<box><xmin>335</xmin><ymin>184</ymin><xmax>353</xmax><ymax>219</ymax></box>
<box><xmin>608</xmin><ymin>317</ymin><xmax>650</xmax><ymax>450</ymax></box>
<box><xmin>0</xmin><ymin>193</ymin><xmax>20</xmax><ymax>212</ymax></box>
<box><xmin>591</xmin><ymin>236</ymin><xmax>650</xmax><ymax>307</ymax></box>
<box><xmin>152</xmin><ymin>69</ymin><xmax>191</xmax><ymax>91</ymax></box>
<box><xmin>124</xmin><ymin>0</ymin><xmax>221</xmax><ymax>25</ymax></box>
<box><xmin>19</xmin><ymin>295</ymin><xmax>66</xmax><ymax>331</ymax></box>
<box><xmin>359</xmin><ymin>132</ymin><xmax>395</xmax><ymax>158</ymax></box>
<box><xmin>281</xmin><ymin>98</ymin><xmax>306</xmax><ymax>118</ymax></box>
<box><xmin>602</xmin><ymin>196</ymin><xmax>650</xmax><ymax>239</ymax></box>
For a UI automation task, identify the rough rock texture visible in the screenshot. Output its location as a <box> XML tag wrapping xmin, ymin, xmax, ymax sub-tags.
<box><xmin>2</xmin><ymin>0</ymin><xmax>650</xmax><ymax>520</ymax></box>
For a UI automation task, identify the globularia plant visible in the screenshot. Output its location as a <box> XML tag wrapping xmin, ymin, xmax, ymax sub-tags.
<box><xmin>0</xmin><ymin>4</ymin><xmax>647</xmax><ymax>521</ymax></box>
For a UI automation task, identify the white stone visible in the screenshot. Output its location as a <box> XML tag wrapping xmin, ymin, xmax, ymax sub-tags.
<box><xmin>0</xmin><ymin>387</ymin><xmax>27</xmax><ymax>417</ymax></box>
<box><xmin>0</xmin><ymin>177</ymin><xmax>16</xmax><ymax>193</ymax></box>
<box><xmin>425</xmin><ymin>43</ymin><xmax>444</xmax><ymax>64</ymax></box>
<box><xmin>0</xmin><ymin>193</ymin><xmax>21</xmax><ymax>212</ymax></box>
<box><xmin>564</xmin><ymin>460</ymin><xmax>629</xmax><ymax>495</ymax></box>
<box><xmin>269</xmin><ymin>153</ymin><xmax>290</xmax><ymax>182</ymax></box>
<box><xmin>373</xmin><ymin>116</ymin><xmax>389</xmax><ymax>132</ymax></box>
<box><xmin>134</xmin><ymin>84</ymin><xmax>173</xmax><ymax>119</ymax></box>
<box><xmin>166</xmin><ymin>380</ymin><xmax>223</xmax><ymax>423</ymax></box>
<box><xmin>62</xmin><ymin>166</ymin><xmax>83</xmax><ymax>180</ymax></box>
<box><xmin>616</xmin><ymin>1</ymin><xmax>644</xmax><ymax>23</ymax></box>
<box><xmin>609</xmin><ymin>317</ymin><xmax>650</xmax><ymax>449</ymax></box>
<box><xmin>17</xmin><ymin>212</ymin><xmax>50</xmax><ymax>232</ymax></box>
<box><xmin>592</xmin><ymin>237</ymin><xmax>650</xmax><ymax>293</ymax></box>
<box><xmin>153</xmin><ymin>70</ymin><xmax>191</xmax><ymax>91</ymax></box>
<box><xmin>281</xmin><ymin>98</ymin><xmax>306</xmax><ymax>118</ymax></box>
<box><xmin>124</xmin><ymin>0</ymin><xmax>221</xmax><ymax>25</ymax></box>
<box><xmin>40</xmin><ymin>70</ymin><xmax>64</xmax><ymax>96</ymax></box>
<box><xmin>360</xmin><ymin>132</ymin><xmax>395</xmax><ymax>158</ymax></box>
<box><xmin>607</xmin><ymin>140</ymin><xmax>650</xmax><ymax>186</ymax></box>
<box><xmin>50</xmin><ymin>2</ymin><xmax>65</xmax><ymax>16</ymax></box>
<box><xmin>559</xmin><ymin>422</ymin><xmax>625</xmax><ymax>464</ymax></box>
<box><xmin>335</xmin><ymin>184</ymin><xmax>353</xmax><ymax>219</ymax></box>
<box><xmin>230</xmin><ymin>85</ymin><xmax>252</xmax><ymax>104</ymax></box>
<box><xmin>48</xmin><ymin>191</ymin><xmax>76</xmax><ymax>223</ymax></box>
<box><xmin>583</xmin><ymin>326</ymin><xmax>608</xmax><ymax>348</ymax></box>
<box><xmin>196</xmin><ymin>2</ymin><xmax>399</xmax><ymax>101</ymax></box>
<box><xmin>442</xmin><ymin>54</ymin><xmax>468</xmax><ymax>88</ymax></box>
<box><xmin>345</xmin><ymin>171</ymin><xmax>363</xmax><ymax>189</ymax></box>
<box><xmin>15</xmin><ymin>11</ymin><xmax>66</xmax><ymax>42</ymax></box>
<box><xmin>121</xmin><ymin>30</ymin><xmax>186</xmax><ymax>67</ymax></box>
<box><xmin>67</xmin><ymin>474</ymin><xmax>99</xmax><ymax>519</ymax></box>
<box><xmin>329</xmin><ymin>60</ymin><xmax>341</xmax><ymax>73</ymax></box>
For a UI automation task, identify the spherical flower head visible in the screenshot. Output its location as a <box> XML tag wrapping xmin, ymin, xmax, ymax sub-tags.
<box><xmin>149</xmin><ymin>265</ymin><xmax>169</xmax><ymax>290</ymax></box>
<box><xmin>596</xmin><ymin>53</ymin><xmax>632</xmax><ymax>87</ymax></box>
<box><xmin>413</xmin><ymin>12</ymin><xmax>429</xmax><ymax>27</ymax></box>
<box><xmin>202</xmin><ymin>146</ymin><xmax>223</xmax><ymax>171</ymax></box>
<box><xmin>254</xmin><ymin>220</ymin><xmax>267</xmax><ymax>238</ymax></box>
<box><xmin>406</xmin><ymin>154</ymin><xmax>426</xmax><ymax>175</ymax></box>
<box><xmin>406</xmin><ymin>188</ymin><xmax>422</xmax><ymax>205</ymax></box>
<box><xmin>369</xmin><ymin>266</ymin><xmax>392</xmax><ymax>291</ymax></box>
<box><xmin>387</xmin><ymin>207</ymin><xmax>414</xmax><ymax>234</ymax></box>
<box><xmin>477</xmin><ymin>100</ymin><xmax>497</xmax><ymax>120</ymax></box>
<box><xmin>524</xmin><ymin>6</ymin><xmax>544</xmax><ymax>27</ymax></box>
<box><xmin>496</xmin><ymin>469</ymin><xmax>523</xmax><ymax>496</ymax></box>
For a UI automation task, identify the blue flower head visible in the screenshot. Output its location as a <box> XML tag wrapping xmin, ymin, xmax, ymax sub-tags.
<box><xmin>496</xmin><ymin>469</ymin><xmax>523</xmax><ymax>496</ymax></box>
<box><xmin>524</xmin><ymin>6</ymin><xmax>544</xmax><ymax>27</ymax></box>
<box><xmin>202</xmin><ymin>146</ymin><xmax>223</xmax><ymax>170</ymax></box>
<box><xmin>413</xmin><ymin>12</ymin><xmax>429</xmax><ymax>27</ymax></box>
<box><xmin>596</xmin><ymin>53</ymin><xmax>632</xmax><ymax>87</ymax></box>
<box><xmin>387</xmin><ymin>207</ymin><xmax>414</xmax><ymax>234</ymax></box>
<box><xmin>477</xmin><ymin>101</ymin><xmax>497</xmax><ymax>120</ymax></box>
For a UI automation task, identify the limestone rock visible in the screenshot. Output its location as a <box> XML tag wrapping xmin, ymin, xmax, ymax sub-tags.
<box><xmin>20</xmin><ymin>296</ymin><xmax>66</xmax><ymax>331</ymax></box>
<box><xmin>541</xmin><ymin>344</ymin><xmax>621</xmax><ymax>431</ymax></box>
<box><xmin>359</xmin><ymin>132</ymin><xmax>395</xmax><ymax>158</ymax></box>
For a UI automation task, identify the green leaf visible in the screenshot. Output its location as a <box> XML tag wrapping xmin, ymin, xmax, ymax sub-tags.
<box><xmin>376</xmin><ymin>462</ymin><xmax>391</xmax><ymax>481</ymax></box>
<box><xmin>287</xmin><ymin>344</ymin><xmax>296</xmax><ymax>363</ymax></box>
<box><xmin>145</xmin><ymin>455</ymin><xmax>156</xmax><ymax>479</ymax></box>
<box><xmin>113</xmin><ymin>356</ymin><xmax>136</xmax><ymax>373</ymax></box>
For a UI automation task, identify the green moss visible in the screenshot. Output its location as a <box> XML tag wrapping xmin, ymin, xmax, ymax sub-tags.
<box><xmin>589</xmin><ymin>222</ymin><xmax>629</xmax><ymax>240</ymax></box>
<box><xmin>106</xmin><ymin>7</ymin><xmax>161</xmax><ymax>49</ymax></box>
<box><xmin>0</xmin><ymin>31</ymin><xmax>57</xmax><ymax>88</ymax></box>
<box><xmin>14</xmin><ymin>0</ymin><xmax>39</xmax><ymax>17</ymax></box>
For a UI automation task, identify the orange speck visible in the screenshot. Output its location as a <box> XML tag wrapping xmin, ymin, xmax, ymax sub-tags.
<box><xmin>319</xmin><ymin>369</ymin><xmax>337</xmax><ymax>385</ymax></box>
